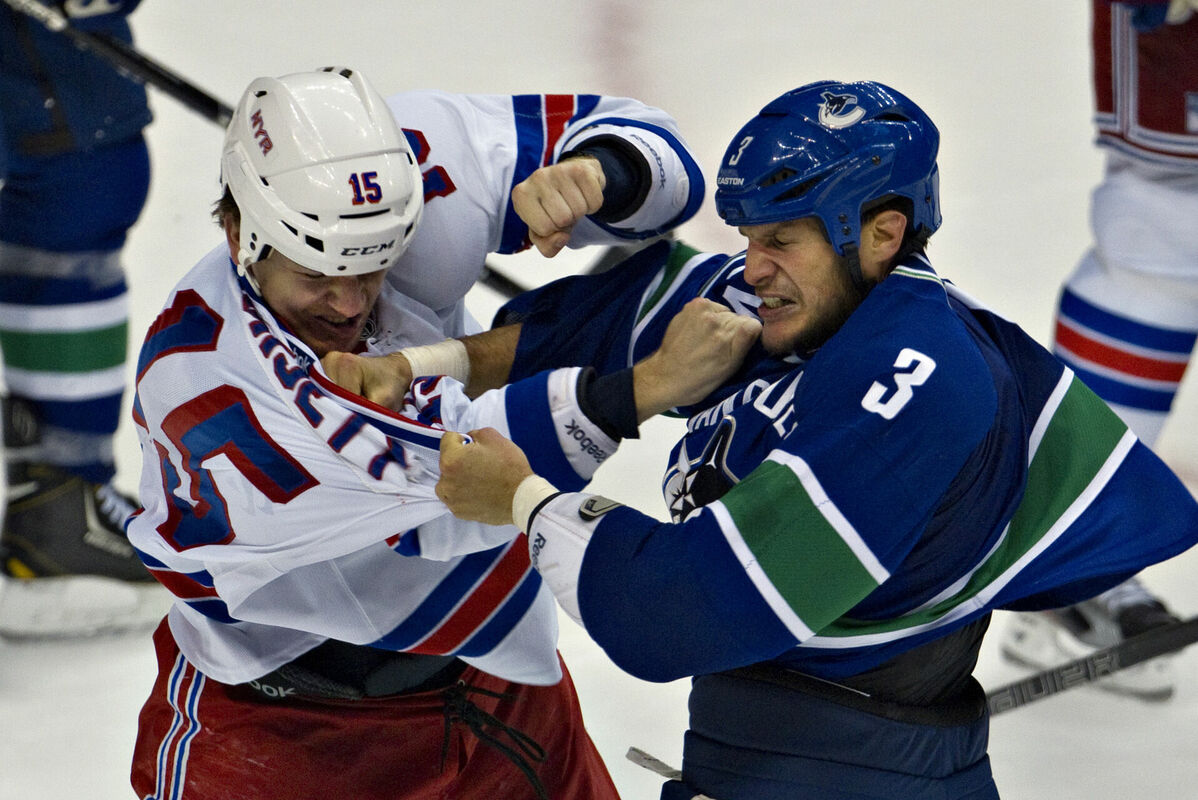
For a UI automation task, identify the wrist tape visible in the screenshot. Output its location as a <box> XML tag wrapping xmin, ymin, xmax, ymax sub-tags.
<box><xmin>399</xmin><ymin>339</ymin><xmax>470</xmax><ymax>383</ymax></box>
<box><xmin>513</xmin><ymin>475</ymin><xmax>560</xmax><ymax>531</ymax></box>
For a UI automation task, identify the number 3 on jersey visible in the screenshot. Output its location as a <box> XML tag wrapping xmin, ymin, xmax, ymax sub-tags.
<box><xmin>861</xmin><ymin>348</ymin><xmax>936</xmax><ymax>420</ymax></box>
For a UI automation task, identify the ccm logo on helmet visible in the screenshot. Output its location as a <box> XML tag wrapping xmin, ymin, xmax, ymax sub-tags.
<box><xmin>340</xmin><ymin>240</ymin><xmax>397</xmax><ymax>257</ymax></box>
<box><xmin>249</xmin><ymin>110</ymin><xmax>273</xmax><ymax>155</ymax></box>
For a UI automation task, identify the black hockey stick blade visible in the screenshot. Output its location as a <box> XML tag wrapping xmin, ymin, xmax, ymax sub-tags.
<box><xmin>986</xmin><ymin>615</ymin><xmax>1198</xmax><ymax>715</ymax></box>
<box><xmin>3</xmin><ymin>0</ymin><xmax>233</xmax><ymax>127</ymax></box>
<box><xmin>479</xmin><ymin>241</ymin><xmax>651</xmax><ymax>300</ymax></box>
<box><xmin>479</xmin><ymin>263</ymin><xmax>529</xmax><ymax>299</ymax></box>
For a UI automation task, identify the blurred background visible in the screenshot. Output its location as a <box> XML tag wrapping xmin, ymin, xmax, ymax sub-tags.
<box><xmin>1</xmin><ymin>1</ymin><xmax>1195</xmax><ymax>798</ymax></box>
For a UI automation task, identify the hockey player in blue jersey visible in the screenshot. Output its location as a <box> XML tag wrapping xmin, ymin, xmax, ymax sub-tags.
<box><xmin>0</xmin><ymin>0</ymin><xmax>158</xmax><ymax>637</ymax></box>
<box><xmin>427</xmin><ymin>81</ymin><xmax>1198</xmax><ymax>800</ymax></box>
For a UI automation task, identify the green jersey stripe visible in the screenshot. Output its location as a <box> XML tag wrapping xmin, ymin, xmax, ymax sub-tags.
<box><xmin>802</xmin><ymin>429</ymin><xmax>1137</xmax><ymax>648</ymax></box>
<box><xmin>710</xmin><ymin>500</ymin><xmax>816</xmax><ymax>641</ymax></box>
<box><xmin>768</xmin><ymin>450</ymin><xmax>890</xmax><ymax>582</ymax></box>
<box><xmin>808</xmin><ymin>372</ymin><xmax>1135</xmax><ymax>644</ymax></box>
<box><xmin>0</xmin><ymin>323</ymin><xmax>128</xmax><ymax>373</ymax></box>
<box><xmin>718</xmin><ymin>453</ymin><xmax>887</xmax><ymax>636</ymax></box>
<box><xmin>636</xmin><ymin>242</ymin><xmax>704</xmax><ymax>324</ymax></box>
<box><xmin>891</xmin><ymin>266</ymin><xmax>944</xmax><ymax>287</ymax></box>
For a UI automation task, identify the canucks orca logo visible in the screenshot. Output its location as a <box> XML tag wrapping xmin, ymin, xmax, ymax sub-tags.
<box><xmin>818</xmin><ymin>91</ymin><xmax>867</xmax><ymax>129</ymax></box>
<box><xmin>667</xmin><ymin>421</ymin><xmax>737</xmax><ymax>522</ymax></box>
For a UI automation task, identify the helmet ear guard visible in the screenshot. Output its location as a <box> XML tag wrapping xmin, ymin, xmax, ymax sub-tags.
<box><xmin>220</xmin><ymin>66</ymin><xmax>424</xmax><ymax>280</ymax></box>
<box><xmin>714</xmin><ymin>80</ymin><xmax>941</xmax><ymax>258</ymax></box>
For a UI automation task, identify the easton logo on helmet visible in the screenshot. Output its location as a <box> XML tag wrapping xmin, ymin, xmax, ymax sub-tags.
<box><xmin>818</xmin><ymin>92</ymin><xmax>866</xmax><ymax>129</ymax></box>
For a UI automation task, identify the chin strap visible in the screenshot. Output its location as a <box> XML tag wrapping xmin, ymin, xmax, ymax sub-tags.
<box><xmin>237</xmin><ymin>245</ymin><xmax>266</xmax><ymax>295</ymax></box>
<box><xmin>839</xmin><ymin>242</ymin><xmax>874</xmax><ymax>301</ymax></box>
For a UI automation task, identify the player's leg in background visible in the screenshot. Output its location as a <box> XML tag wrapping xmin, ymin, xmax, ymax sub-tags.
<box><xmin>0</xmin><ymin>7</ymin><xmax>166</xmax><ymax>638</ymax></box>
<box><xmin>1001</xmin><ymin>153</ymin><xmax>1198</xmax><ymax>700</ymax></box>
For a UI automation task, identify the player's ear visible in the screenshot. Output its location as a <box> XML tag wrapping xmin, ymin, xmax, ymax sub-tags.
<box><xmin>861</xmin><ymin>209</ymin><xmax>906</xmax><ymax>280</ymax></box>
<box><xmin>223</xmin><ymin>214</ymin><xmax>241</xmax><ymax>263</ymax></box>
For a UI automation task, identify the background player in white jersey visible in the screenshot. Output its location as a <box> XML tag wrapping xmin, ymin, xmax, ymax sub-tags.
<box><xmin>1000</xmin><ymin>0</ymin><xmax>1198</xmax><ymax>701</ymax></box>
<box><xmin>423</xmin><ymin>81</ymin><xmax>1198</xmax><ymax>800</ymax></box>
<box><xmin>0</xmin><ymin>0</ymin><xmax>160</xmax><ymax>638</ymax></box>
<box><xmin>125</xmin><ymin>68</ymin><xmax>739</xmax><ymax>799</ymax></box>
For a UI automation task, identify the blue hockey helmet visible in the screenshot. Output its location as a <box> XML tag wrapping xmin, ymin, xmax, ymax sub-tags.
<box><xmin>714</xmin><ymin>81</ymin><xmax>941</xmax><ymax>256</ymax></box>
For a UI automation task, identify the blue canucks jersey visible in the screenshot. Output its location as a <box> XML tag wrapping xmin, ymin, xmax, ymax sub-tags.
<box><xmin>500</xmin><ymin>240</ymin><xmax>1198</xmax><ymax>682</ymax></box>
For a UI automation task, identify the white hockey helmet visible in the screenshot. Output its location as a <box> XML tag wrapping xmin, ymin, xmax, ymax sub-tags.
<box><xmin>221</xmin><ymin>66</ymin><xmax>424</xmax><ymax>277</ymax></box>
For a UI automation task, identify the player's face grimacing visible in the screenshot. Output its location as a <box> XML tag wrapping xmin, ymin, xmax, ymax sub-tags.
<box><xmin>739</xmin><ymin>217</ymin><xmax>862</xmax><ymax>356</ymax></box>
<box><xmin>250</xmin><ymin>251</ymin><xmax>387</xmax><ymax>358</ymax></box>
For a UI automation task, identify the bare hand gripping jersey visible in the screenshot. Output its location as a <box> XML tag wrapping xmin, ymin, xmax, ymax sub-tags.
<box><xmin>498</xmin><ymin>240</ymin><xmax>1198</xmax><ymax>684</ymax></box>
<box><xmin>129</xmin><ymin>248</ymin><xmax>617</xmax><ymax>685</ymax></box>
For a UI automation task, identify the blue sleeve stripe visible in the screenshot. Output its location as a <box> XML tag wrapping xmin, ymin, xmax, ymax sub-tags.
<box><xmin>1062</xmin><ymin>357</ymin><xmax>1177</xmax><ymax>411</ymax></box>
<box><xmin>499</xmin><ymin>94</ymin><xmax>553</xmax><ymax>253</ymax></box>
<box><xmin>575</xmin><ymin>94</ymin><xmax>601</xmax><ymax>117</ymax></box>
<box><xmin>504</xmin><ymin>371</ymin><xmax>586</xmax><ymax>490</ymax></box>
<box><xmin>1059</xmin><ymin>288</ymin><xmax>1197</xmax><ymax>354</ymax></box>
<box><xmin>185</xmin><ymin>598</ymin><xmax>237</xmax><ymax>624</ymax></box>
<box><xmin>456</xmin><ymin>571</ymin><xmax>542</xmax><ymax>657</ymax></box>
<box><xmin>370</xmin><ymin>546</ymin><xmax>509</xmax><ymax>650</ymax></box>
<box><xmin>0</xmin><ymin>274</ymin><xmax>127</xmax><ymax>306</ymax></box>
<box><xmin>135</xmin><ymin>549</ymin><xmax>169</xmax><ymax>570</ymax></box>
<box><xmin>576</xmin><ymin>117</ymin><xmax>707</xmax><ymax>240</ymax></box>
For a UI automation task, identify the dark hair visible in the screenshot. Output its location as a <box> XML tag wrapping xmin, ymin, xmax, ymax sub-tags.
<box><xmin>213</xmin><ymin>185</ymin><xmax>240</xmax><ymax>227</ymax></box>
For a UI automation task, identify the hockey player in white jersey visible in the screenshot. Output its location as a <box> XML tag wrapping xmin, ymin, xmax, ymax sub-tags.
<box><xmin>126</xmin><ymin>67</ymin><xmax>737</xmax><ymax>800</ymax></box>
<box><xmin>1000</xmin><ymin>0</ymin><xmax>1198</xmax><ymax>702</ymax></box>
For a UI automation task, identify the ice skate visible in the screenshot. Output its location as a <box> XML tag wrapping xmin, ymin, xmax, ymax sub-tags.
<box><xmin>1</xmin><ymin>461</ymin><xmax>169</xmax><ymax>638</ymax></box>
<box><xmin>1</xmin><ymin>396</ymin><xmax>167</xmax><ymax>639</ymax></box>
<box><xmin>1000</xmin><ymin>578</ymin><xmax>1179</xmax><ymax>702</ymax></box>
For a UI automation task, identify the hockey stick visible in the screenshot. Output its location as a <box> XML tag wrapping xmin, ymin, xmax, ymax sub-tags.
<box><xmin>4</xmin><ymin>0</ymin><xmax>533</xmax><ymax>298</ymax></box>
<box><xmin>2</xmin><ymin>0</ymin><xmax>233</xmax><ymax>126</ymax></box>
<box><xmin>625</xmin><ymin>748</ymin><xmax>716</xmax><ymax>800</ymax></box>
<box><xmin>1</xmin><ymin>0</ymin><xmax>566</xmax><ymax>301</ymax></box>
<box><xmin>478</xmin><ymin>241</ymin><xmax>642</xmax><ymax>300</ymax></box>
<box><xmin>478</xmin><ymin>263</ymin><xmax>530</xmax><ymax>299</ymax></box>
<box><xmin>986</xmin><ymin>615</ymin><xmax>1198</xmax><ymax>715</ymax></box>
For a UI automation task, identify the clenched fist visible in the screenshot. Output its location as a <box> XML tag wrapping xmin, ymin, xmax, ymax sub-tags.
<box><xmin>512</xmin><ymin>157</ymin><xmax>606</xmax><ymax>258</ymax></box>
<box><xmin>436</xmin><ymin>429</ymin><xmax>534</xmax><ymax>526</ymax></box>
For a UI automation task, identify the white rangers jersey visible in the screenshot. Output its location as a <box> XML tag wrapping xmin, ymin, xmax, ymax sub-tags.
<box><xmin>383</xmin><ymin>90</ymin><xmax>704</xmax><ymax>326</ymax></box>
<box><xmin>127</xmin><ymin>247</ymin><xmax>620</xmax><ymax>685</ymax></box>
<box><xmin>1094</xmin><ymin>1</ymin><xmax>1198</xmax><ymax>166</ymax></box>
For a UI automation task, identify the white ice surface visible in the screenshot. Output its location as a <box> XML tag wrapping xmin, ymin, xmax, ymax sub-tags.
<box><xmin>2</xmin><ymin>1</ymin><xmax>1196</xmax><ymax>798</ymax></box>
